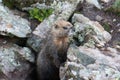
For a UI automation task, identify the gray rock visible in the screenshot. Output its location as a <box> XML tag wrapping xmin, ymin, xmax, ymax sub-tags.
<box><xmin>27</xmin><ymin>0</ymin><xmax>83</xmax><ymax>52</ymax></box>
<box><xmin>0</xmin><ymin>43</ymin><xmax>35</xmax><ymax>80</ymax></box>
<box><xmin>60</xmin><ymin>13</ymin><xmax>119</xmax><ymax>80</ymax></box>
<box><xmin>67</xmin><ymin>45</ymin><xmax>95</xmax><ymax>66</ymax></box>
<box><xmin>0</xmin><ymin>3</ymin><xmax>31</xmax><ymax>38</ymax></box>
<box><xmin>101</xmin><ymin>0</ymin><xmax>110</xmax><ymax>3</ymax></box>
<box><xmin>60</xmin><ymin>45</ymin><xmax>120</xmax><ymax>80</ymax></box>
<box><xmin>86</xmin><ymin>0</ymin><xmax>102</xmax><ymax>9</ymax></box>
<box><xmin>96</xmin><ymin>15</ymin><xmax>103</xmax><ymax>21</ymax></box>
<box><xmin>72</xmin><ymin>13</ymin><xmax>112</xmax><ymax>47</ymax></box>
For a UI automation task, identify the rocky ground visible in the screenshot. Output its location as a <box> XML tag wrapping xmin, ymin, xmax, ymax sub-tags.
<box><xmin>0</xmin><ymin>0</ymin><xmax>120</xmax><ymax>80</ymax></box>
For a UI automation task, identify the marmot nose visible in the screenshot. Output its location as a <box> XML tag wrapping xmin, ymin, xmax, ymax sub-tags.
<box><xmin>63</xmin><ymin>27</ymin><xmax>68</xmax><ymax>30</ymax></box>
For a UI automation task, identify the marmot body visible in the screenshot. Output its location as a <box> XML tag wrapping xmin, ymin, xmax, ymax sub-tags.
<box><xmin>37</xmin><ymin>20</ymin><xmax>73</xmax><ymax>80</ymax></box>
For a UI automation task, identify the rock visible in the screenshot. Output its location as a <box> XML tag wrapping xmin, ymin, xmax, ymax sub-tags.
<box><xmin>60</xmin><ymin>45</ymin><xmax>120</xmax><ymax>80</ymax></box>
<box><xmin>117</xmin><ymin>23</ymin><xmax>120</xmax><ymax>27</ymax></box>
<box><xmin>102</xmin><ymin>31</ymin><xmax>112</xmax><ymax>42</ymax></box>
<box><xmin>72</xmin><ymin>13</ymin><xmax>112</xmax><ymax>47</ymax></box>
<box><xmin>104</xmin><ymin>47</ymin><xmax>118</xmax><ymax>57</ymax></box>
<box><xmin>0</xmin><ymin>3</ymin><xmax>31</xmax><ymax>38</ymax></box>
<box><xmin>113</xmin><ymin>19</ymin><xmax>116</xmax><ymax>22</ymax></box>
<box><xmin>96</xmin><ymin>15</ymin><xmax>103</xmax><ymax>21</ymax></box>
<box><xmin>86</xmin><ymin>0</ymin><xmax>102</xmax><ymax>9</ymax></box>
<box><xmin>0</xmin><ymin>43</ymin><xmax>35</xmax><ymax>80</ymax></box>
<box><xmin>27</xmin><ymin>0</ymin><xmax>83</xmax><ymax>52</ymax></box>
<box><xmin>67</xmin><ymin>45</ymin><xmax>95</xmax><ymax>66</ymax></box>
<box><xmin>101</xmin><ymin>0</ymin><xmax>111</xmax><ymax>3</ymax></box>
<box><xmin>118</xmin><ymin>29</ymin><xmax>120</xmax><ymax>32</ymax></box>
<box><xmin>59</xmin><ymin>13</ymin><xmax>119</xmax><ymax>79</ymax></box>
<box><xmin>115</xmin><ymin>45</ymin><xmax>120</xmax><ymax>50</ymax></box>
<box><xmin>22</xmin><ymin>2</ymin><xmax>52</xmax><ymax>11</ymax></box>
<box><xmin>2</xmin><ymin>0</ymin><xmax>54</xmax><ymax>9</ymax></box>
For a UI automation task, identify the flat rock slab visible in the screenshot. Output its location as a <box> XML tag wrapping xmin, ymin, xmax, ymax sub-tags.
<box><xmin>27</xmin><ymin>0</ymin><xmax>83</xmax><ymax>52</ymax></box>
<box><xmin>0</xmin><ymin>3</ymin><xmax>31</xmax><ymax>38</ymax></box>
<box><xmin>0</xmin><ymin>43</ymin><xmax>34</xmax><ymax>80</ymax></box>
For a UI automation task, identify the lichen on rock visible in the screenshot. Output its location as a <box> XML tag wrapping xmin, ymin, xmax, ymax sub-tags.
<box><xmin>72</xmin><ymin>13</ymin><xmax>112</xmax><ymax>47</ymax></box>
<box><xmin>0</xmin><ymin>3</ymin><xmax>31</xmax><ymax>38</ymax></box>
<box><xmin>0</xmin><ymin>43</ymin><xmax>34</xmax><ymax>80</ymax></box>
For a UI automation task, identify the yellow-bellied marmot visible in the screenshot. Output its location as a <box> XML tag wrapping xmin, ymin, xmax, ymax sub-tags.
<box><xmin>37</xmin><ymin>20</ymin><xmax>73</xmax><ymax>80</ymax></box>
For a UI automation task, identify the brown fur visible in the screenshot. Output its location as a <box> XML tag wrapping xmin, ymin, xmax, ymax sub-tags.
<box><xmin>37</xmin><ymin>20</ymin><xmax>72</xmax><ymax>80</ymax></box>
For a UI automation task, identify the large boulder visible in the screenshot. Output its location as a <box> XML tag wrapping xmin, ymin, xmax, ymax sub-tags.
<box><xmin>0</xmin><ymin>43</ymin><xmax>34</xmax><ymax>80</ymax></box>
<box><xmin>60</xmin><ymin>45</ymin><xmax>120</xmax><ymax>80</ymax></box>
<box><xmin>0</xmin><ymin>3</ymin><xmax>31</xmax><ymax>38</ymax></box>
<box><xmin>72</xmin><ymin>13</ymin><xmax>112</xmax><ymax>47</ymax></box>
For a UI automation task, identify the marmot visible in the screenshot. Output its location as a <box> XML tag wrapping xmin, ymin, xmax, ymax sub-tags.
<box><xmin>37</xmin><ymin>20</ymin><xmax>73</xmax><ymax>80</ymax></box>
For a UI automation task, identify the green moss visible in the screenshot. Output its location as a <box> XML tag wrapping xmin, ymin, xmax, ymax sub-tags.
<box><xmin>112</xmin><ymin>0</ymin><xmax>120</xmax><ymax>10</ymax></box>
<box><xmin>29</xmin><ymin>8</ymin><xmax>54</xmax><ymax>22</ymax></box>
<box><xmin>103</xmin><ymin>23</ymin><xmax>111</xmax><ymax>32</ymax></box>
<box><xmin>107</xmin><ymin>0</ymin><xmax>120</xmax><ymax>16</ymax></box>
<box><xmin>112</xmin><ymin>0</ymin><xmax>120</xmax><ymax>15</ymax></box>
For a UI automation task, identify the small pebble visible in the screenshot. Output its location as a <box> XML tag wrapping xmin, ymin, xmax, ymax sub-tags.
<box><xmin>117</xmin><ymin>23</ymin><xmax>120</xmax><ymax>27</ymax></box>
<box><xmin>113</xmin><ymin>19</ymin><xmax>116</xmax><ymax>22</ymax></box>
<box><xmin>115</xmin><ymin>45</ymin><xmax>120</xmax><ymax>49</ymax></box>
<box><xmin>96</xmin><ymin>15</ymin><xmax>103</xmax><ymax>21</ymax></box>
<box><xmin>3</xmin><ymin>41</ymin><xmax>7</xmax><ymax>44</ymax></box>
<box><xmin>101</xmin><ymin>0</ymin><xmax>110</xmax><ymax>3</ymax></box>
<box><xmin>110</xmin><ymin>30</ymin><xmax>113</xmax><ymax>33</ymax></box>
<box><xmin>101</xmin><ymin>47</ymin><xmax>105</xmax><ymax>50</ymax></box>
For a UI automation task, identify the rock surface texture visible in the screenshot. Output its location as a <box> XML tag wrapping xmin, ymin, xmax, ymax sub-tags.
<box><xmin>59</xmin><ymin>13</ymin><xmax>120</xmax><ymax>80</ymax></box>
<box><xmin>0</xmin><ymin>3</ymin><xmax>31</xmax><ymax>38</ymax></box>
<box><xmin>0</xmin><ymin>43</ymin><xmax>34</xmax><ymax>80</ymax></box>
<box><xmin>60</xmin><ymin>45</ymin><xmax>120</xmax><ymax>80</ymax></box>
<box><xmin>0</xmin><ymin>0</ymin><xmax>120</xmax><ymax>80</ymax></box>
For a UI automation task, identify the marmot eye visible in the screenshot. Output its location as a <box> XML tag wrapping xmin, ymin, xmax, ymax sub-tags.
<box><xmin>63</xmin><ymin>27</ymin><xmax>68</xmax><ymax>30</ymax></box>
<box><xmin>55</xmin><ymin>25</ymin><xmax>59</xmax><ymax>29</ymax></box>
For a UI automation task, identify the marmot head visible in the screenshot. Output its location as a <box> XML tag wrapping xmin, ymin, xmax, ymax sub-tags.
<box><xmin>51</xmin><ymin>20</ymin><xmax>73</xmax><ymax>38</ymax></box>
